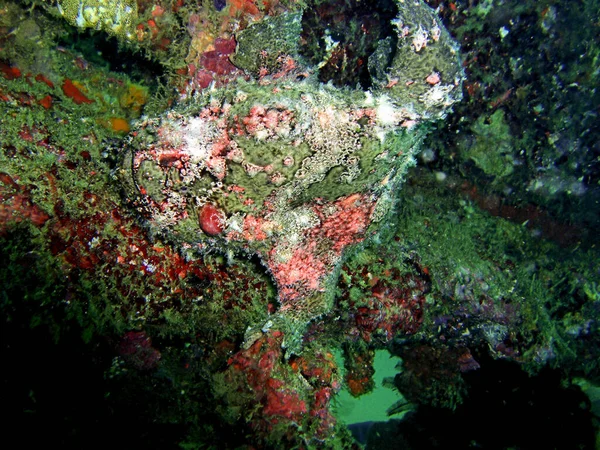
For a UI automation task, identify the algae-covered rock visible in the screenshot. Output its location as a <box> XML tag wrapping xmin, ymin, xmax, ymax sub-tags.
<box><xmin>118</xmin><ymin>0</ymin><xmax>464</xmax><ymax>353</ymax></box>
<box><xmin>119</xmin><ymin>79</ymin><xmax>424</xmax><ymax>350</ymax></box>
<box><xmin>369</xmin><ymin>0</ymin><xmax>464</xmax><ymax>119</ymax></box>
<box><xmin>463</xmin><ymin>110</ymin><xmax>516</xmax><ymax>179</ymax></box>
<box><xmin>230</xmin><ymin>11</ymin><xmax>304</xmax><ymax>77</ymax></box>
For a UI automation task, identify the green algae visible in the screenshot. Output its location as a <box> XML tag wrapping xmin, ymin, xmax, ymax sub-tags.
<box><xmin>462</xmin><ymin>110</ymin><xmax>516</xmax><ymax>179</ymax></box>
<box><xmin>231</xmin><ymin>11</ymin><xmax>304</xmax><ymax>76</ymax></box>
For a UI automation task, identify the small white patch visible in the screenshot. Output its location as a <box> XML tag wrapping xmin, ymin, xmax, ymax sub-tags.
<box><xmin>76</xmin><ymin>2</ymin><xmax>87</xmax><ymax>28</ymax></box>
<box><xmin>183</xmin><ymin>117</ymin><xmax>211</xmax><ymax>163</ymax></box>
<box><xmin>376</xmin><ymin>96</ymin><xmax>396</xmax><ymax>126</ymax></box>
<box><xmin>376</xmin><ymin>129</ymin><xmax>387</xmax><ymax>144</ymax></box>
<box><xmin>261</xmin><ymin>320</ymin><xmax>274</xmax><ymax>333</ymax></box>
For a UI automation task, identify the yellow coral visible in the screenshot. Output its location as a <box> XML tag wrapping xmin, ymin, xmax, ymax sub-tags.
<box><xmin>119</xmin><ymin>83</ymin><xmax>148</xmax><ymax>117</ymax></box>
<box><xmin>57</xmin><ymin>0</ymin><xmax>138</xmax><ymax>40</ymax></box>
<box><xmin>188</xmin><ymin>30</ymin><xmax>216</xmax><ymax>63</ymax></box>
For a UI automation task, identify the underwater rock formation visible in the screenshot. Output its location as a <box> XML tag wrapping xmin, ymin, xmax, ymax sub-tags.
<box><xmin>117</xmin><ymin>0</ymin><xmax>464</xmax><ymax>353</ymax></box>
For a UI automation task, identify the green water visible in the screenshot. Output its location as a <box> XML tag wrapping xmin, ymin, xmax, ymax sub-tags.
<box><xmin>333</xmin><ymin>349</ymin><xmax>410</xmax><ymax>424</ymax></box>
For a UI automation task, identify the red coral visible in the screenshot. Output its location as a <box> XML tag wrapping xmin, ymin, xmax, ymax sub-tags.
<box><xmin>337</xmin><ymin>259</ymin><xmax>429</xmax><ymax>344</ymax></box>
<box><xmin>221</xmin><ymin>333</ymin><xmax>341</xmax><ymax>443</ymax></box>
<box><xmin>313</xmin><ymin>193</ymin><xmax>374</xmax><ymax>252</ymax></box>
<box><xmin>228</xmin><ymin>0</ymin><xmax>261</xmax><ymax>17</ymax></box>
<box><xmin>201</xmin><ymin>50</ymin><xmax>237</xmax><ymax>75</ymax></box>
<box><xmin>38</xmin><ymin>95</ymin><xmax>53</xmax><ymax>109</ymax></box>
<box><xmin>368</xmin><ymin>278</ymin><xmax>426</xmax><ymax>338</ymax></box>
<box><xmin>62</xmin><ymin>79</ymin><xmax>94</xmax><ymax>104</ymax></box>
<box><xmin>199</xmin><ymin>203</ymin><xmax>225</xmax><ymax>236</ymax></box>
<box><xmin>191</xmin><ymin>38</ymin><xmax>240</xmax><ymax>92</ymax></box>
<box><xmin>241</xmin><ymin>104</ymin><xmax>295</xmax><ymax>138</ymax></box>
<box><xmin>263</xmin><ymin>384</ymin><xmax>307</xmax><ymax>419</ymax></box>
<box><xmin>0</xmin><ymin>172</ymin><xmax>50</xmax><ymax>233</ymax></box>
<box><xmin>269</xmin><ymin>241</ymin><xmax>328</xmax><ymax>302</ymax></box>
<box><xmin>240</xmin><ymin>215</ymin><xmax>268</xmax><ymax>241</ymax></box>
<box><xmin>192</xmin><ymin>69</ymin><xmax>214</xmax><ymax>89</ymax></box>
<box><xmin>35</xmin><ymin>73</ymin><xmax>54</xmax><ymax>88</ymax></box>
<box><xmin>0</xmin><ymin>61</ymin><xmax>21</xmax><ymax>79</ymax></box>
<box><xmin>117</xmin><ymin>330</ymin><xmax>161</xmax><ymax>370</ymax></box>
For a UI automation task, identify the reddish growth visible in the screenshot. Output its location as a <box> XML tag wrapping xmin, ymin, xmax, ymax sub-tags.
<box><xmin>199</xmin><ymin>203</ymin><xmax>225</xmax><ymax>236</ymax></box>
<box><xmin>62</xmin><ymin>79</ymin><xmax>94</xmax><ymax>104</ymax></box>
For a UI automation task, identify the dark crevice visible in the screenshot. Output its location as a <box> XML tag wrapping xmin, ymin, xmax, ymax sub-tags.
<box><xmin>300</xmin><ymin>0</ymin><xmax>399</xmax><ymax>89</ymax></box>
<box><xmin>57</xmin><ymin>30</ymin><xmax>165</xmax><ymax>87</ymax></box>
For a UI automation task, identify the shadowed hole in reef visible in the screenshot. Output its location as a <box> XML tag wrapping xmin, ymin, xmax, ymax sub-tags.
<box><xmin>57</xmin><ymin>30</ymin><xmax>166</xmax><ymax>87</ymax></box>
<box><xmin>368</xmin><ymin>350</ymin><xmax>596</xmax><ymax>450</ymax></box>
<box><xmin>300</xmin><ymin>0</ymin><xmax>398</xmax><ymax>89</ymax></box>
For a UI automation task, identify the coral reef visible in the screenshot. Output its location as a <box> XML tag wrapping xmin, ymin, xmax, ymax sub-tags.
<box><xmin>1</xmin><ymin>0</ymin><xmax>599</xmax><ymax>448</ymax></box>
